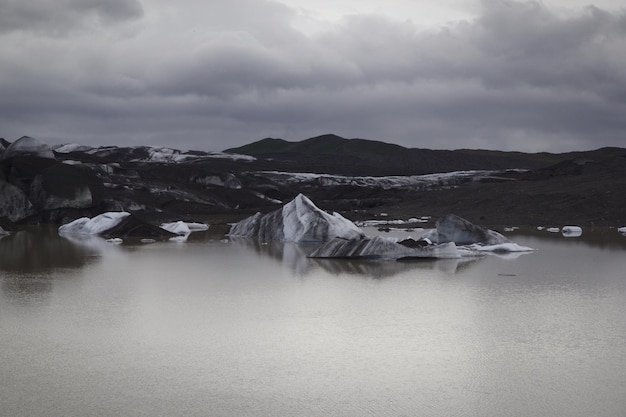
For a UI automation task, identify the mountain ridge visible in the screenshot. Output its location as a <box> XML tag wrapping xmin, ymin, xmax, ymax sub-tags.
<box><xmin>225</xmin><ymin>134</ymin><xmax>626</xmax><ymax>176</ymax></box>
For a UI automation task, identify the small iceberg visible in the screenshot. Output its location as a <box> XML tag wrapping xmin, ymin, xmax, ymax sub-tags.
<box><xmin>562</xmin><ymin>226</ymin><xmax>583</xmax><ymax>237</ymax></box>
<box><xmin>160</xmin><ymin>221</ymin><xmax>209</xmax><ymax>235</ymax></box>
<box><xmin>59</xmin><ymin>212</ymin><xmax>131</xmax><ymax>235</ymax></box>
<box><xmin>309</xmin><ymin>236</ymin><xmax>460</xmax><ymax>260</ymax></box>
<box><xmin>228</xmin><ymin>194</ymin><xmax>364</xmax><ymax>243</ymax></box>
<box><xmin>618</xmin><ymin>227</ymin><xmax>626</xmax><ymax>235</ymax></box>
<box><xmin>58</xmin><ymin>212</ymin><xmax>177</xmax><ymax>240</ymax></box>
<box><xmin>421</xmin><ymin>214</ymin><xmax>534</xmax><ymax>254</ymax></box>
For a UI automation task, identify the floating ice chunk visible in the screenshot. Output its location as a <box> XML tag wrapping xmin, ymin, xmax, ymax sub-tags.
<box><xmin>160</xmin><ymin>220</ymin><xmax>208</xmax><ymax>235</ymax></box>
<box><xmin>309</xmin><ymin>236</ymin><xmax>460</xmax><ymax>260</ymax></box>
<box><xmin>546</xmin><ymin>227</ymin><xmax>560</xmax><ymax>233</ymax></box>
<box><xmin>229</xmin><ymin>194</ymin><xmax>364</xmax><ymax>243</ymax></box>
<box><xmin>106</xmin><ymin>238</ymin><xmax>123</xmax><ymax>244</ymax></box>
<box><xmin>467</xmin><ymin>242</ymin><xmax>535</xmax><ymax>253</ymax></box>
<box><xmin>169</xmin><ymin>235</ymin><xmax>189</xmax><ymax>243</ymax></box>
<box><xmin>141</xmin><ymin>238</ymin><xmax>156</xmax><ymax>244</ymax></box>
<box><xmin>562</xmin><ymin>226</ymin><xmax>582</xmax><ymax>237</ymax></box>
<box><xmin>59</xmin><ymin>212</ymin><xmax>130</xmax><ymax>235</ymax></box>
<box><xmin>618</xmin><ymin>227</ymin><xmax>626</xmax><ymax>235</ymax></box>
<box><xmin>422</xmin><ymin>214</ymin><xmax>509</xmax><ymax>245</ymax></box>
<box><xmin>537</xmin><ymin>226</ymin><xmax>544</xmax><ymax>230</ymax></box>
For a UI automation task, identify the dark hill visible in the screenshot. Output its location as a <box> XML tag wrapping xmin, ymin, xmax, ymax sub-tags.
<box><xmin>226</xmin><ymin>134</ymin><xmax>625</xmax><ymax>176</ymax></box>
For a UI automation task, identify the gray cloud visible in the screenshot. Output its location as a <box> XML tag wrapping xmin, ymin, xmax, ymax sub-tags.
<box><xmin>0</xmin><ymin>0</ymin><xmax>144</xmax><ymax>36</ymax></box>
<box><xmin>0</xmin><ymin>0</ymin><xmax>625</xmax><ymax>152</ymax></box>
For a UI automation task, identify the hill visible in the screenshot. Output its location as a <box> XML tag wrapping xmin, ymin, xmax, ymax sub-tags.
<box><xmin>226</xmin><ymin>134</ymin><xmax>626</xmax><ymax>176</ymax></box>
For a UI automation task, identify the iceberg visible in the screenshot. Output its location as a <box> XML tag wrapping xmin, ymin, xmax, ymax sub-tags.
<box><xmin>58</xmin><ymin>212</ymin><xmax>178</xmax><ymax>239</ymax></box>
<box><xmin>561</xmin><ymin>226</ymin><xmax>582</xmax><ymax>237</ymax></box>
<box><xmin>228</xmin><ymin>194</ymin><xmax>365</xmax><ymax>243</ymax></box>
<box><xmin>422</xmin><ymin>214</ymin><xmax>509</xmax><ymax>246</ymax></box>
<box><xmin>309</xmin><ymin>236</ymin><xmax>460</xmax><ymax>260</ymax></box>
<box><xmin>59</xmin><ymin>212</ymin><xmax>131</xmax><ymax>235</ymax></box>
<box><xmin>160</xmin><ymin>221</ymin><xmax>209</xmax><ymax>235</ymax></box>
<box><xmin>617</xmin><ymin>227</ymin><xmax>626</xmax><ymax>235</ymax></box>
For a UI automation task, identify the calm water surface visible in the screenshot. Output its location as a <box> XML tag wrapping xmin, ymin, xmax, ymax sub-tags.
<box><xmin>1</xmin><ymin>227</ymin><xmax>626</xmax><ymax>417</ymax></box>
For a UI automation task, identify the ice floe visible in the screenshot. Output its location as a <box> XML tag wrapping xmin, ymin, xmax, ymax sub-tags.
<box><xmin>421</xmin><ymin>214</ymin><xmax>509</xmax><ymax>246</ymax></box>
<box><xmin>561</xmin><ymin>226</ymin><xmax>583</xmax><ymax>237</ymax></box>
<box><xmin>59</xmin><ymin>212</ymin><xmax>131</xmax><ymax>235</ymax></box>
<box><xmin>160</xmin><ymin>221</ymin><xmax>209</xmax><ymax>235</ymax></box>
<box><xmin>309</xmin><ymin>236</ymin><xmax>461</xmax><ymax>260</ymax></box>
<box><xmin>228</xmin><ymin>194</ymin><xmax>365</xmax><ymax>243</ymax></box>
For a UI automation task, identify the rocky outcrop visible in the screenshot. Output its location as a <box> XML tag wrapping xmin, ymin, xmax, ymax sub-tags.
<box><xmin>0</xmin><ymin>138</ymin><xmax>105</xmax><ymax>223</ymax></box>
<box><xmin>229</xmin><ymin>194</ymin><xmax>365</xmax><ymax>242</ymax></box>
<box><xmin>309</xmin><ymin>236</ymin><xmax>460</xmax><ymax>260</ymax></box>
<box><xmin>1</xmin><ymin>136</ymin><xmax>55</xmax><ymax>160</ymax></box>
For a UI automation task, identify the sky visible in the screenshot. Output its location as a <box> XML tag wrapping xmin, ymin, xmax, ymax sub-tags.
<box><xmin>1</xmin><ymin>0</ymin><xmax>625</xmax><ymax>153</ymax></box>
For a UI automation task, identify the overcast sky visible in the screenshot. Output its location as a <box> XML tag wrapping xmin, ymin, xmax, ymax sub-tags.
<box><xmin>1</xmin><ymin>0</ymin><xmax>625</xmax><ymax>152</ymax></box>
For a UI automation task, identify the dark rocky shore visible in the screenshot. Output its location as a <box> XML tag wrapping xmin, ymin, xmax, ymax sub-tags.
<box><xmin>1</xmin><ymin>134</ymin><xmax>625</xmax><ymax>232</ymax></box>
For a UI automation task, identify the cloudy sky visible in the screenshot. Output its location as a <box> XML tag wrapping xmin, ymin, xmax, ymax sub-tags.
<box><xmin>1</xmin><ymin>0</ymin><xmax>625</xmax><ymax>152</ymax></box>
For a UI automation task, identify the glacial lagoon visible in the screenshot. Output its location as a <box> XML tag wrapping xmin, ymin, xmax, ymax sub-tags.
<box><xmin>1</xmin><ymin>226</ymin><xmax>626</xmax><ymax>417</ymax></box>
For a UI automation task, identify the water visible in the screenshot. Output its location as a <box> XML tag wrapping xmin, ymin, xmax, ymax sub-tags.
<box><xmin>1</xmin><ymin>227</ymin><xmax>626</xmax><ymax>417</ymax></box>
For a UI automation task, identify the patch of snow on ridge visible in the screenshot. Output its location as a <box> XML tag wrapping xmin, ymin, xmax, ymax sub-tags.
<box><xmin>257</xmin><ymin>170</ymin><xmax>510</xmax><ymax>190</ymax></box>
<box><xmin>54</xmin><ymin>144</ymin><xmax>94</xmax><ymax>153</ymax></box>
<box><xmin>59</xmin><ymin>212</ymin><xmax>130</xmax><ymax>235</ymax></box>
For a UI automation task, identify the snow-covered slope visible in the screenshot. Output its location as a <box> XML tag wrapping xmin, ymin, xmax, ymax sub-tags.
<box><xmin>229</xmin><ymin>194</ymin><xmax>365</xmax><ymax>242</ymax></box>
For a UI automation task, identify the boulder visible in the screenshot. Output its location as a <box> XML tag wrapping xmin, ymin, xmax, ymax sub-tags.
<box><xmin>228</xmin><ymin>194</ymin><xmax>365</xmax><ymax>242</ymax></box>
<box><xmin>422</xmin><ymin>214</ymin><xmax>509</xmax><ymax>245</ymax></box>
<box><xmin>309</xmin><ymin>235</ymin><xmax>460</xmax><ymax>260</ymax></box>
<box><xmin>1</xmin><ymin>136</ymin><xmax>55</xmax><ymax>160</ymax></box>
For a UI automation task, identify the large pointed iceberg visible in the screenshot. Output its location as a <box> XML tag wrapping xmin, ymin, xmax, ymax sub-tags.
<box><xmin>228</xmin><ymin>194</ymin><xmax>365</xmax><ymax>243</ymax></box>
<box><xmin>309</xmin><ymin>236</ymin><xmax>460</xmax><ymax>260</ymax></box>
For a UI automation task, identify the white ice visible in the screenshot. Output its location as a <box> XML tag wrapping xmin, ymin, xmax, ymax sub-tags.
<box><xmin>160</xmin><ymin>221</ymin><xmax>209</xmax><ymax>235</ymax></box>
<box><xmin>466</xmin><ymin>242</ymin><xmax>536</xmax><ymax>253</ymax></box>
<box><xmin>562</xmin><ymin>226</ymin><xmax>583</xmax><ymax>237</ymax></box>
<box><xmin>58</xmin><ymin>212</ymin><xmax>130</xmax><ymax>235</ymax></box>
<box><xmin>281</xmin><ymin>194</ymin><xmax>364</xmax><ymax>242</ymax></box>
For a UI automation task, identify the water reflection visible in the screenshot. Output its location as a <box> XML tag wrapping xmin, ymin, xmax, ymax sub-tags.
<box><xmin>0</xmin><ymin>228</ymin><xmax>116</xmax><ymax>303</ymax></box>
<box><xmin>228</xmin><ymin>236</ymin><xmax>485</xmax><ymax>278</ymax></box>
<box><xmin>0</xmin><ymin>228</ymin><xmax>101</xmax><ymax>273</ymax></box>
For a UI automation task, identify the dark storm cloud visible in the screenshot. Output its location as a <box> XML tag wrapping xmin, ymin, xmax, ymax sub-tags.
<box><xmin>0</xmin><ymin>0</ymin><xmax>144</xmax><ymax>35</ymax></box>
<box><xmin>0</xmin><ymin>0</ymin><xmax>625</xmax><ymax>152</ymax></box>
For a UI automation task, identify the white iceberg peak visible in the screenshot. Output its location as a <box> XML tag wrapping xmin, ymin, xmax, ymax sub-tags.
<box><xmin>229</xmin><ymin>194</ymin><xmax>364</xmax><ymax>243</ymax></box>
